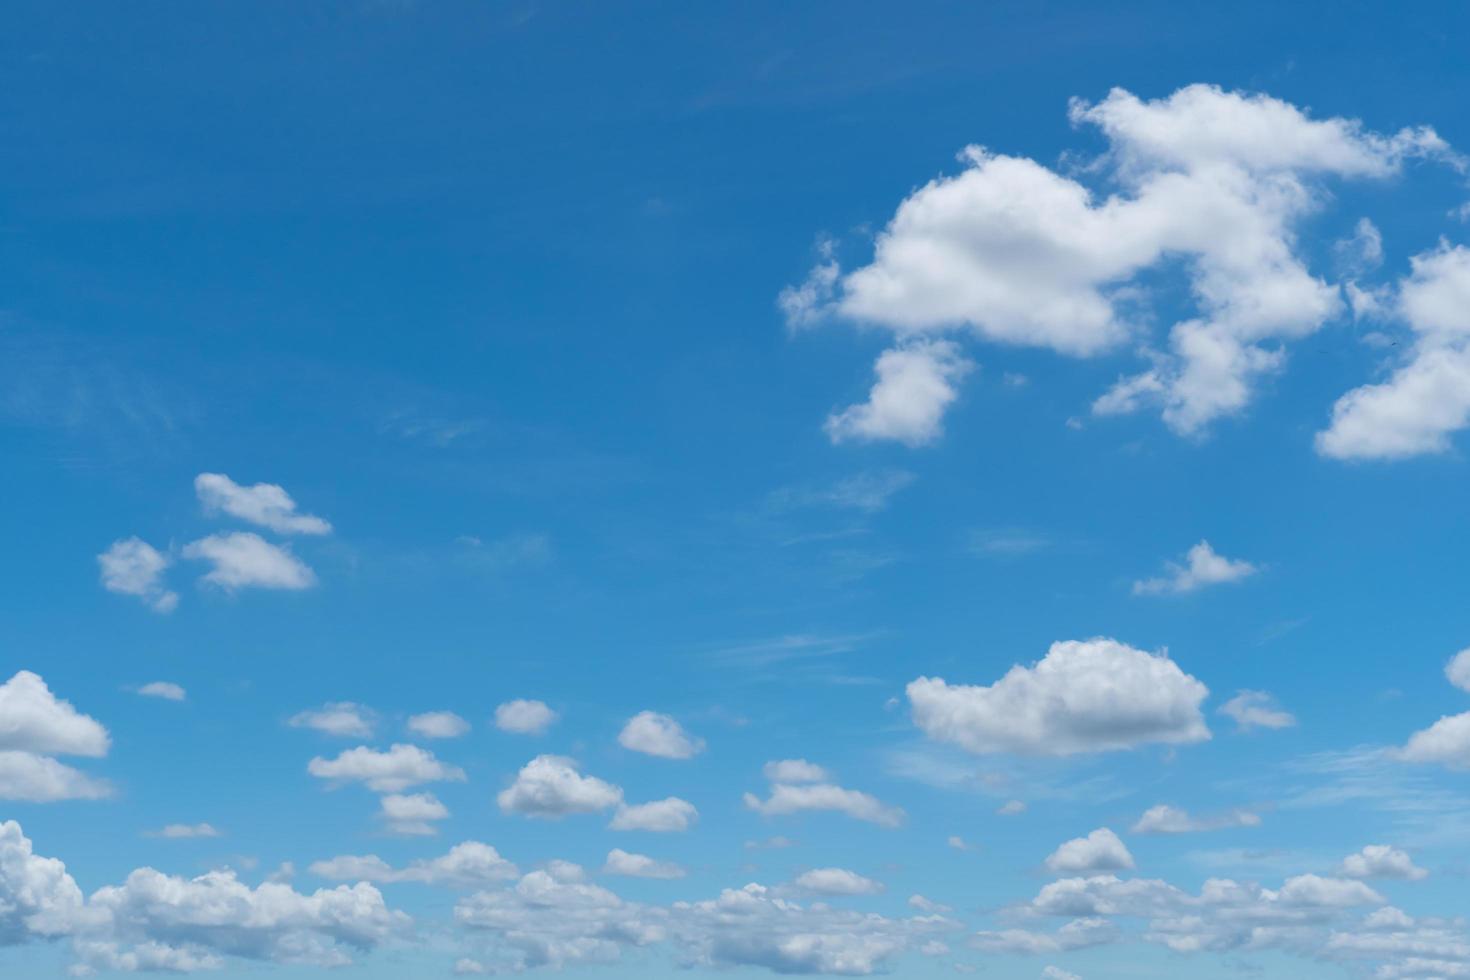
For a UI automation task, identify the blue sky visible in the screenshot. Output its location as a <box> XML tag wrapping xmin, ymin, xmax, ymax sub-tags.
<box><xmin>4</xmin><ymin>2</ymin><xmax>1470</xmax><ymax>977</ymax></box>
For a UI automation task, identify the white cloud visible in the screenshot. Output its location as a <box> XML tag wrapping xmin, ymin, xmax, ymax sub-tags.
<box><xmin>0</xmin><ymin>751</ymin><xmax>111</xmax><ymax>802</ymax></box>
<box><xmin>310</xmin><ymin>841</ymin><xmax>518</xmax><ymax>887</ymax></box>
<box><xmin>183</xmin><ymin>532</ymin><xmax>316</xmax><ymax>590</ymax></box>
<box><xmin>0</xmin><ymin>671</ymin><xmax>109</xmax><ymax>758</ymax></box>
<box><xmin>407</xmin><ymin>711</ymin><xmax>470</xmax><ymax>739</ymax></box>
<box><xmin>743</xmin><ymin>782</ymin><xmax>905</xmax><ymax>828</ymax></box>
<box><xmin>379</xmin><ymin>792</ymin><xmax>450</xmax><ymax>836</ymax></box>
<box><xmin>1131</xmin><ymin>805</ymin><xmax>1261</xmax><ymax>834</ymax></box>
<box><xmin>1447</xmin><ymin>647</ymin><xmax>1470</xmax><ymax>693</ymax></box>
<box><xmin>1042</xmin><ymin>968</ymin><xmax>1082</xmax><ymax>980</ymax></box>
<box><xmin>825</xmin><ymin>340</ymin><xmax>974</xmax><ymax>446</ymax></box>
<box><xmin>1045</xmin><ymin>828</ymin><xmax>1136</xmax><ymax>875</ymax></box>
<box><xmin>1132</xmin><ymin>540</ymin><xmax>1257</xmax><ymax>596</ymax></box>
<box><xmin>792</xmin><ymin>868</ymin><xmax>884</xmax><ymax>896</ymax></box>
<box><xmin>617</xmin><ymin>711</ymin><xmax>705</xmax><ymax>760</ymax></box>
<box><xmin>792</xmin><ymin>85</ymin><xmax>1455</xmax><ymax>441</ymax></box>
<box><xmin>762</xmin><ymin>759</ymin><xmax>830</xmax><ymax>784</ymax></box>
<box><xmin>1340</xmin><ymin>845</ymin><xmax>1428</xmax><ymax>881</ymax></box>
<box><xmin>1335</xmin><ymin>217</ymin><xmax>1385</xmax><ymax>276</ymax></box>
<box><xmin>497</xmin><ymin>755</ymin><xmax>623</xmax><ymax>818</ymax></box>
<box><xmin>907</xmin><ymin>638</ymin><xmax>1210</xmax><ymax>755</ymax></box>
<box><xmin>145</xmin><ymin>823</ymin><xmax>221</xmax><ymax>839</ymax></box>
<box><xmin>610</xmin><ymin>797</ymin><xmax>698</xmax><ymax>832</ymax></box>
<box><xmin>307</xmin><ymin>744</ymin><xmax>466</xmax><ymax>793</ymax></box>
<box><xmin>603</xmin><ymin>849</ymin><xmax>685</xmax><ymax>879</ymax></box>
<box><xmin>1219</xmin><ymin>690</ymin><xmax>1297</xmax><ymax>731</ymax></box>
<box><xmin>289</xmin><ymin>702</ymin><xmax>375</xmax><ymax>738</ymax></box>
<box><xmin>0</xmin><ymin>818</ymin><xmax>406</xmax><ymax>972</ymax></box>
<box><xmin>135</xmin><ymin>681</ymin><xmax>185</xmax><ymax>702</ymax></box>
<box><xmin>768</xmin><ymin>470</ymin><xmax>915</xmax><ymax>514</ymax></box>
<box><xmin>1319</xmin><ymin>244</ymin><xmax>1470</xmax><ymax>459</ymax></box>
<box><xmin>998</xmin><ymin>800</ymin><xmax>1028</xmax><ymax>816</ymax></box>
<box><xmin>97</xmin><ymin>538</ymin><xmax>178</xmax><ymax>613</ymax></box>
<box><xmin>1398</xmin><ymin>712</ymin><xmax>1470</xmax><ymax>769</ymax></box>
<box><xmin>494</xmin><ymin>699</ymin><xmax>558</xmax><ymax>735</ymax></box>
<box><xmin>947</xmin><ymin>835</ymin><xmax>973</xmax><ymax>852</ymax></box>
<box><xmin>194</xmin><ymin>472</ymin><xmax>331</xmax><ymax>535</ymax></box>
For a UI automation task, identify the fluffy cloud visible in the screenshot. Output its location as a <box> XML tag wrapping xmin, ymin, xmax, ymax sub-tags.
<box><xmin>379</xmin><ymin>792</ymin><xmax>450</xmax><ymax>836</ymax></box>
<box><xmin>307</xmin><ymin>744</ymin><xmax>466</xmax><ymax>793</ymax></box>
<box><xmin>135</xmin><ymin>681</ymin><xmax>185</xmax><ymax>702</ymax></box>
<box><xmin>792</xmin><ymin>868</ymin><xmax>885</xmax><ymax>896</ymax></box>
<box><xmin>790</xmin><ymin>84</ymin><xmax>1454</xmax><ymax>443</ymax></box>
<box><xmin>0</xmin><ymin>819</ymin><xmax>406</xmax><ymax>972</ymax></box>
<box><xmin>145</xmin><ymin>823</ymin><xmax>221</xmax><ymax>839</ymax></box>
<box><xmin>1045</xmin><ymin>829</ymin><xmax>1136</xmax><ymax>875</ymax></box>
<box><xmin>97</xmin><ymin>537</ymin><xmax>178</xmax><ymax>613</ymax></box>
<box><xmin>310</xmin><ymin>842</ymin><xmax>518</xmax><ymax>887</ymax></box>
<box><xmin>617</xmin><ymin>711</ymin><xmax>705</xmax><ymax>759</ymax></box>
<box><xmin>407</xmin><ymin>711</ymin><xmax>470</xmax><ymax>739</ymax></box>
<box><xmin>0</xmin><ymin>672</ymin><xmax>111</xmax><ymax>803</ymax></box>
<box><xmin>1218</xmin><ymin>690</ymin><xmax>1297</xmax><ymax>731</ymax></box>
<box><xmin>1131</xmin><ymin>805</ymin><xmax>1261</xmax><ymax>834</ymax></box>
<box><xmin>497</xmin><ymin>755</ymin><xmax>623</xmax><ymax>818</ymax></box>
<box><xmin>194</xmin><ymin>473</ymin><xmax>332</xmax><ymax>535</ymax></box>
<box><xmin>907</xmin><ymin>638</ymin><xmax>1209</xmax><ymax>755</ymax></box>
<box><xmin>1398</xmin><ymin>713</ymin><xmax>1470</xmax><ymax>769</ymax></box>
<box><xmin>289</xmin><ymin>702</ymin><xmax>376</xmax><ymax>738</ymax></box>
<box><xmin>1445</xmin><ymin>646</ymin><xmax>1470</xmax><ymax>692</ymax></box>
<box><xmin>763</xmin><ymin>759</ymin><xmax>831</xmax><ymax>783</ymax></box>
<box><xmin>1340</xmin><ymin>845</ymin><xmax>1429</xmax><ymax>881</ymax></box>
<box><xmin>494</xmin><ymin>699</ymin><xmax>558</xmax><ymax>735</ymax></box>
<box><xmin>1132</xmin><ymin>541</ymin><xmax>1256</xmax><ymax>596</ymax></box>
<box><xmin>603</xmin><ymin>849</ymin><xmax>685</xmax><ymax>880</ymax></box>
<box><xmin>0</xmin><ymin>671</ymin><xmax>109</xmax><ymax>758</ymax></box>
<box><xmin>610</xmin><ymin>797</ymin><xmax>698</xmax><ymax>832</ymax></box>
<box><xmin>824</xmin><ymin>340</ymin><xmax>974</xmax><ymax>447</ymax></box>
<box><xmin>743</xmin><ymin>781</ymin><xmax>905</xmax><ymax>828</ymax></box>
<box><xmin>183</xmin><ymin>532</ymin><xmax>316</xmax><ymax>590</ymax></box>
<box><xmin>1318</xmin><ymin>244</ymin><xmax>1470</xmax><ymax>459</ymax></box>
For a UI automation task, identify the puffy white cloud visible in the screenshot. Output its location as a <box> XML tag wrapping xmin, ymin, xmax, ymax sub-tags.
<box><xmin>743</xmin><ymin>782</ymin><xmax>905</xmax><ymax>828</ymax></box>
<box><xmin>610</xmin><ymin>797</ymin><xmax>698</xmax><ymax>832</ymax></box>
<box><xmin>1398</xmin><ymin>712</ymin><xmax>1470</xmax><ymax>769</ymax></box>
<box><xmin>145</xmin><ymin>823</ymin><xmax>221</xmax><ymax>839</ymax></box>
<box><xmin>792</xmin><ymin>868</ymin><xmax>884</xmax><ymax>896</ymax></box>
<box><xmin>135</xmin><ymin>681</ymin><xmax>185</xmax><ymax>702</ymax></box>
<box><xmin>407</xmin><ymin>711</ymin><xmax>470</xmax><ymax>739</ymax></box>
<box><xmin>310</xmin><ymin>842</ymin><xmax>517</xmax><ymax>887</ymax></box>
<box><xmin>96</xmin><ymin>538</ymin><xmax>178</xmax><ymax>613</ymax></box>
<box><xmin>497</xmin><ymin>755</ymin><xmax>623</xmax><ymax>818</ymax></box>
<box><xmin>0</xmin><ymin>671</ymin><xmax>109</xmax><ymax>758</ymax></box>
<box><xmin>793</xmin><ymin>84</ymin><xmax>1455</xmax><ymax>441</ymax></box>
<box><xmin>763</xmin><ymin>759</ymin><xmax>830</xmax><ymax>783</ymax></box>
<box><xmin>289</xmin><ymin>702</ymin><xmax>375</xmax><ymax>738</ymax></box>
<box><xmin>1045</xmin><ymin>829</ymin><xmax>1136</xmax><ymax>875</ymax></box>
<box><xmin>494</xmin><ymin>699</ymin><xmax>558</xmax><ymax>735</ymax></box>
<box><xmin>617</xmin><ymin>711</ymin><xmax>705</xmax><ymax>760</ymax></box>
<box><xmin>907</xmin><ymin>638</ymin><xmax>1210</xmax><ymax>756</ymax></box>
<box><xmin>378</xmin><ymin>792</ymin><xmax>450</xmax><ymax>836</ymax></box>
<box><xmin>307</xmin><ymin>744</ymin><xmax>466</xmax><ymax>793</ymax></box>
<box><xmin>1340</xmin><ymin>845</ymin><xmax>1428</xmax><ymax>881</ymax></box>
<box><xmin>0</xmin><ymin>819</ymin><xmax>84</xmax><ymax>942</ymax></box>
<box><xmin>0</xmin><ymin>819</ymin><xmax>406</xmax><ymax>971</ymax></box>
<box><xmin>1219</xmin><ymin>690</ymin><xmax>1296</xmax><ymax>731</ymax></box>
<box><xmin>603</xmin><ymin>849</ymin><xmax>685</xmax><ymax>880</ymax></box>
<box><xmin>825</xmin><ymin>340</ymin><xmax>975</xmax><ymax>447</ymax></box>
<box><xmin>1132</xmin><ymin>541</ymin><xmax>1256</xmax><ymax>596</ymax></box>
<box><xmin>183</xmin><ymin>532</ymin><xmax>316</xmax><ymax>590</ymax></box>
<box><xmin>1446</xmin><ymin>647</ymin><xmax>1470</xmax><ymax>693</ymax></box>
<box><xmin>0</xmin><ymin>751</ymin><xmax>111</xmax><ymax>803</ymax></box>
<box><xmin>1131</xmin><ymin>805</ymin><xmax>1261</xmax><ymax>834</ymax></box>
<box><xmin>194</xmin><ymin>472</ymin><xmax>331</xmax><ymax>535</ymax></box>
<box><xmin>1319</xmin><ymin>244</ymin><xmax>1470</xmax><ymax>459</ymax></box>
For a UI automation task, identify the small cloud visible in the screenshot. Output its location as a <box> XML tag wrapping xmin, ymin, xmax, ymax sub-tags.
<box><xmin>145</xmin><ymin>823</ymin><xmax>221</xmax><ymax>839</ymax></box>
<box><xmin>98</xmin><ymin>537</ymin><xmax>178</xmax><ymax>613</ymax></box>
<box><xmin>997</xmin><ymin>800</ymin><xmax>1027</xmax><ymax>816</ymax></box>
<box><xmin>135</xmin><ymin>681</ymin><xmax>186</xmax><ymax>702</ymax></box>
<box><xmin>183</xmin><ymin>532</ymin><xmax>316</xmax><ymax>591</ymax></box>
<box><xmin>603</xmin><ymin>848</ymin><xmax>685</xmax><ymax>879</ymax></box>
<box><xmin>969</xmin><ymin>528</ymin><xmax>1050</xmax><ymax>557</ymax></box>
<box><xmin>618</xmin><ymin>711</ymin><xmax>705</xmax><ymax>760</ymax></box>
<box><xmin>195</xmin><ymin>473</ymin><xmax>331</xmax><ymax>536</ymax></box>
<box><xmin>1219</xmin><ymin>691</ymin><xmax>1296</xmax><ymax>732</ymax></box>
<box><xmin>1133</xmin><ymin>540</ymin><xmax>1256</xmax><ymax>596</ymax></box>
<box><xmin>407</xmin><ymin>711</ymin><xmax>470</xmax><ymax>739</ymax></box>
<box><xmin>289</xmin><ymin>702</ymin><xmax>376</xmax><ymax>738</ymax></box>
<box><xmin>494</xmin><ymin>699</ymin><xmax>558</xmax><ymax>735</ymax></box>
